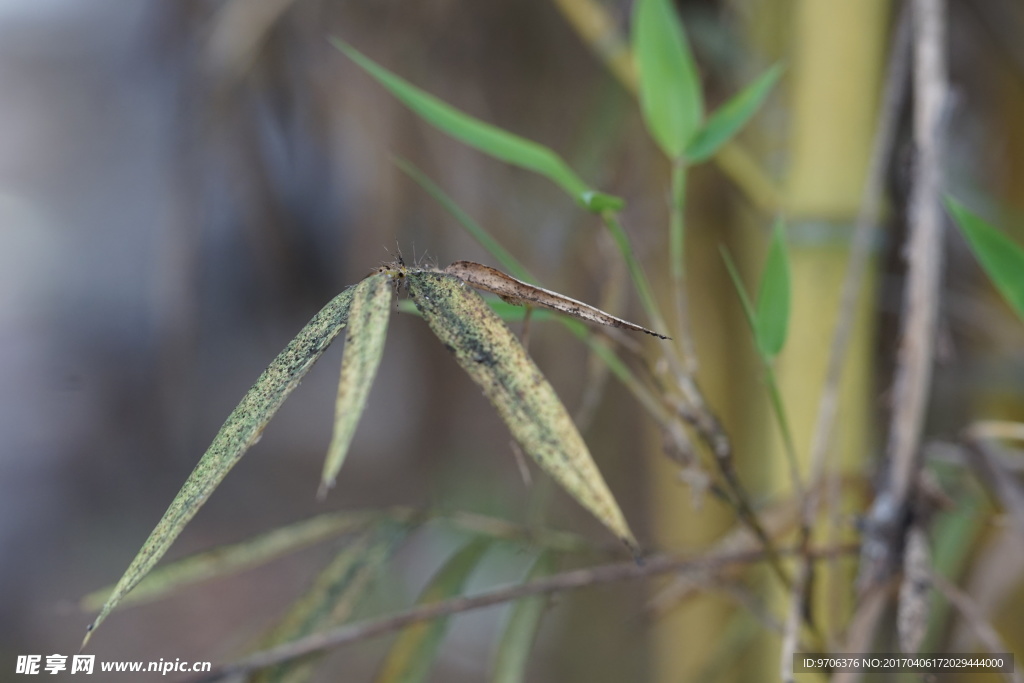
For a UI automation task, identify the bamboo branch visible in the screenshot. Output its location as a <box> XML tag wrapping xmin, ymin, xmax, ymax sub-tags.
<box><xmin>930</xmin><ymin>573</ymin><xmax>1023</xmax><ymax>683</ymax></box>
<box><xmin>857</xmin><ymin>0</ymin><xmax>948</xmax><ymax>598</ymax></box>
<box><xmin>195</xmin><ymin>544</ymin><xmax>857</xmax><ymax>682</ymax></box>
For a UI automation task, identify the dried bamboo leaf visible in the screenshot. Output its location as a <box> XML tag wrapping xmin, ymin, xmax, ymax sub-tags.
<box><xmin>405</xmin><ymin>270</ymin><xmax>637</xmax><ymax>550</ymax></box>
<box><xmin>443</xmin><ymin>261</ymin><xmax>668</xmax><ymax>339</ymax></box>
<box><xmin>83</xmin><ymin>286</ymin><xmax>357</xmax><ymax>646</ymax></box>
<box><xmin>320</xmin><ymin>272</ymin><xmax>393</xmax><ymax>496</ymax></box>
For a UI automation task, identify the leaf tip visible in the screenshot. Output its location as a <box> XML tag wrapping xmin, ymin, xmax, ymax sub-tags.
<box><xmin>625</xmin><ymin>538</ymin><xmax>645</xmax><ymax>565</ymax></box>
<box><xmin>79</xmin><ymin>623</ymin><xmax>95</xmax><ymax>653</ymax></box>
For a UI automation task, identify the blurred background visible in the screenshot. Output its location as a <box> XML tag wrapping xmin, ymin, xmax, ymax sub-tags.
<box><xmin>3</xmin><ymin>0</ymin><xmax>1024</xmax><ymax>681</ymax></box>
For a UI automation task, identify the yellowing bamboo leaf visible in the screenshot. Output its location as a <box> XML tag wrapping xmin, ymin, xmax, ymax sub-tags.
<box><xmin>82</xmin><ymin>286</ymin><xmax>357</xmax><ymax>647</ymax></box>
<box><xmin>443</xmin><ymin>261</ymin><xmax>668</xmax><ymax>339</ymax></box>
<box><xmin>320</xmin><ymin>272</ymin><xmax>394</xmax><ymax>497</ymax></box>
<box><xmin>405</xmin><ymin>269</ymin><xmax>637</xmax><ymax>550</ymax></box>
<box><xmin>375</xmin><ymin>538</ymin><xmax>492</xmax><ymax>683</ymax></box>
<box><xmin>80</xmin><ymin>510</ymin><xmax>381</xmax><ymax>612</ymax></box>
<box><xmin>254</xmin><ymin>521</ymin><xmax>411</xmax><ymax>683</ymax></box>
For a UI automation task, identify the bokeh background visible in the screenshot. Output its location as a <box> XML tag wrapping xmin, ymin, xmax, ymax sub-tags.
<box><xmin>3</xmin><ymin>1</ymin><xmax>1024</xmax><ymax>681</ymax></box>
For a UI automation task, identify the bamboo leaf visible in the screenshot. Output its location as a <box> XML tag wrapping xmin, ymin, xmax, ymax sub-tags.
<box><xmin>632</xmin><ymin>0</ymin><xmax>704</xmax><ymax>158</ymax></box>
<box><xmin>947</xmin><ymin>197</ymin><xmax>1024</xmax><ymax>322</ymax></box>
<box><xmin>720</xmin><ymin>246</ymin><xmax>759</xmax><ymax>336</ymax></box>
<box><xmin>80</xmin><ymin>510</ymin><xmax>381</xmax><ymax>612</ymax></box>
<box><xmin>398</xmin><ymin>297</ymin><xmax>557</xmax><ymax>324</ymax></box>
<box><xmin>490</xmin><ymin>552</ymin><xmax>555</xmax><ymax>683</ymax></box>
<box><xmin>444</xmin><ymin>261</ymin><xmax>668</xmax><ymax>338</ymax></box>
<box><xmin>405</xmin><ymin>271</ymin><xmax>637</xmax><ymax>550</ymax></box>
<box><xmin>254</xmin><ymin>521</ymin><xmax>412</xmax><ymax>683</ymax></box>
<box><xmin>754</xmin><ymin>220</ymin><xmax>791</xmax><ymax>357</ymax></box>
<box><xmin>375</xmin><ymin>538</ymin><xmax>492</xmax><ymax>683</ymax></box>
<box><xmin>82</xmin><ymin>286</ymin><xmax>357</xmax><ymax>647</ymax></box>
<box><xmin>685</xmin><ymin>64</ymin><xmax>784</xmax><ymax>163</ymax></box>
<box><xmin>394</xmin><ymin>157</ymin><xmax>534</xmax><ymax>282</ymax></box>
<box><xmin>332</xmin><ymin>38</ymin><xmax>623</xmax><ymax>212</ymax></box>
<box><xmin>320</xmin><ymin>272</ymin><xmax>394</xmax><ymax>496</ymax></box>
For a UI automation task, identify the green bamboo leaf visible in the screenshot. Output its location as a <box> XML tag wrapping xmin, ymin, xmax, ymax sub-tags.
<box><xmin>375</xmin><ymin>538</ymin><xmax>492</xmax><ymax>683</ymax></box>
<box><xmin>254</xmin><ymin>521</ymin><xmax>412</xmax><ymax>683</ymax></box>
<box><xmin>754</xmin><ymin>220</ymin><xmax>791</xmax><ymax>357</ymax></box>
<box><xmin>947</xmin><ymin>197</ymin><xmax>1024</xmax><ymax>322</ymax></box>
<box><xmin>685</xmin><ymin>64</ymin><xmax>784</xmax><ymax>163</ymax></box>
<box><xmin>405</xmin><ymin>271</ymin><xmax>637</xmax><ymax>550</ymax></box>
<box><xmin>490</xmin><ymin>552</ymin><xmax>555</xmax><ymax>683</ymax></box>
<box><xmin>720</xmin><ymin>246</ymin><xmax>759</xmax><ymax>337</ymax></box>
<box><xmin>82</xmin><ymin>286</ymin><xmax>357</xmax><ymax>647</ymax></box>
<box><xmin>332</xmin><ymin>38</ymin><xmax>623</xmax><ymax>212</ymax></box>
<box><xmin>632</xmin><ymin>0</ymin><xmax>704</xmax><ymax>158</ymax></box>
<box><xmin>320</xmin><ymin>272</ymin><xmax>394</xmax><ymax>496</ymax></box>
<box><xmin>80</xmin><ymin>510</ymin><xmax>382</xmax><ymax>612</ymax></box>
<box><xmin>394</xmin><ymin>158</ymin><xmax>533</xmax><ymax>281</ymax></box>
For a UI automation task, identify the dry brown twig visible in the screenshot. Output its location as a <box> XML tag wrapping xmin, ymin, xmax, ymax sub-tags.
<box><xmin>931</xmin><ymin>573</ymin><xmax>1023</xmax><ymax>683</ymax></box>
<box><xmin>779</xmin><ymin>6</ymin><xmax>914</xmax><ymax>680</ymax></box>
<box><xmin>845</xmin><ymin>0</ymin><xmax>949</xmax><ymax>669</ymax></box>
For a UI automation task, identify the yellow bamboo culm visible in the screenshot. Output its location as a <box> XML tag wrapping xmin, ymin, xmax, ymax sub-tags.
<box><xmin>745</xmin><ymin>0</ymin><xmax>889</xmax><ymax>675</ymax></box>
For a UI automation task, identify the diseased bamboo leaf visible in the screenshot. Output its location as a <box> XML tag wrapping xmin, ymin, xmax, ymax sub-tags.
<box><xmin>80</xmin><ymin>510</ymin><xmax>382</xmax><ymax>612</ymax></box>
<box><xmin>254</xmin><ymin>521</ymin><xmax>412</xmax><ymax>683</ymax></box>
<box><xmin>82</xmin><ymin>286</ymin><xmax>357</xmax><ymax>647</ymax></box>
<box><xmin>398</xmin><ymin>297</ymin><xmax>558</xmax><ymax>324</ymax></box>
<box><xmin>405</xmin><ymin>270</ymin><xmax>637</xmax><ymax>550</ymax></box>
<box><xmin>947</xmin><ymin>197</ymin><xmax>1024</xmax><ymax>322</ymax></box>
<box><xmin>754</xmin><ymin>220</ymin><xmax>791</xmax><ymax>358</ymax></box>
<box><xmin>490</xmin><ymin>552</ymin><xmax>555</xmax><ymax>683</ymax></box>
<box><xmin>686</xmin><ymin>64</ymin><xmax>784</xmax><ymax>163</ymax></box>
<box><xmin>375</xmin><ymin>538</ymin><xmax>492</xmax><ymax>683</ymax></box>
<box><xmin>331</xmin><ymin>38</ymin><xmax>623</xmax><ymax>212</ymax></box>
<box><xmin>320</xmin><ymin>272</ymin><xmax>394</xmax><ymax>497</ymax></box>
<box><xmin>632</xmin><ymin>0</ymin><xmax>704</xmax><ymax>158</ymax></box>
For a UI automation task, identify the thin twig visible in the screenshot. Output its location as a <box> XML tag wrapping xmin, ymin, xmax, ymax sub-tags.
<box><xmin>960</xmin><ymin>428</ymin><xmax>1024</xmax><ymax>544</ymax></box>
<box><xmin>858</xmin><ymin>0</ymin><xmax>948</xmax><ymax>598</ymax></box>
<box><xmin>843</xmin><ymin>0</ymin><xmax>948</xmax><ymax>666</ymax></box>
<box><xmin>647</xmin><ymin>495</ymin><xmax>800</xmax><ymax>618</ymax></box>
<box><xmin>780</xmin><ymin>7</ymin><xmax>914</xmax><ymax>680</ymax></box>
<box><xmin>557</xmin><ymin>0</ymin><xmax>791</xmax><ymax>600</ymax></box>
<box><xmin>667</xmin><ymin>391</ymin><xmax>794</xmax><ymax>590</ymax></box>
<box><xmin>833</xmin><ymin>578</ymin><xmax>898</xmax><ymax>683</ymax></box>
<box><xmin>194</xmin><ymin>544</ymin><xmax>858</xmax><ymax>682</ymax></box>
<box><xmin>668</xmin><ymin>159</ymin><xmax>699</xmax><ymax>372</ymax></box>
<box><xmin>931</xmin><ymin>572</ymin><xmax>1023</xmax><ymax>683</ymax></box>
